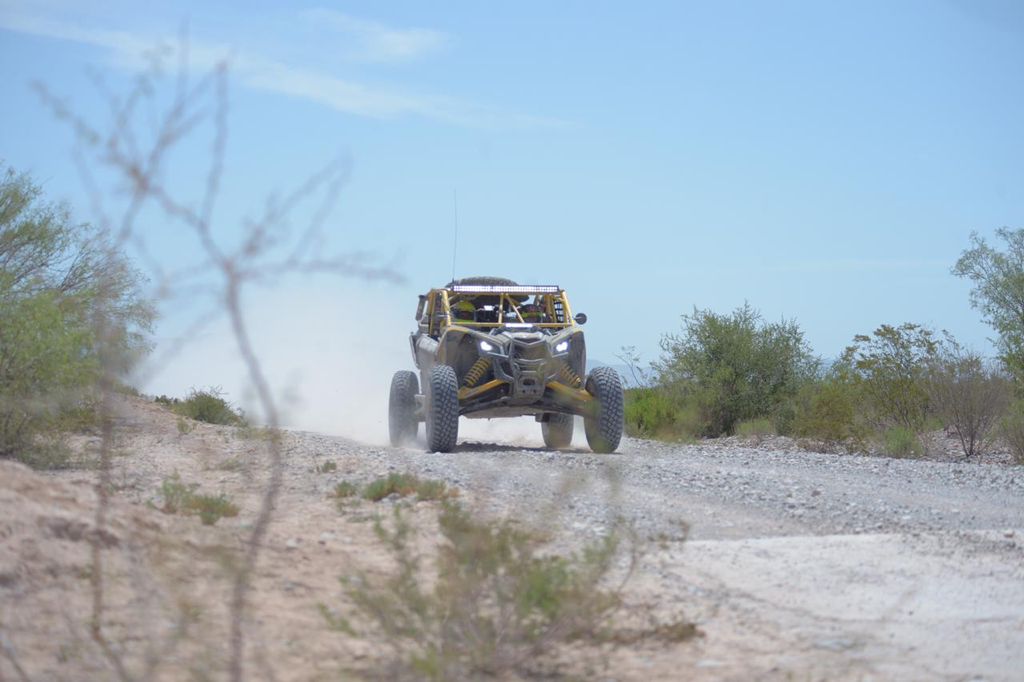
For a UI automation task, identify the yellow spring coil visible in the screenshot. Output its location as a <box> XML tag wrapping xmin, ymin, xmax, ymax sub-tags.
<box><xmin>557</xmin><ymin>362</ymin><xmax>582</xmax><ymax>388</ymax></box>
<box><xmin>463</xmin><ymin>357</ymin><xmax>492</xmax><ymax>387</ymax></box>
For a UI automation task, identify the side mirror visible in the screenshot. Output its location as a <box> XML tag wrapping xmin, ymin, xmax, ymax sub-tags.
<box><xmin>574</xmin><ymin>312</ymin><xmax>588</xmax><ymax>325</ymax></box>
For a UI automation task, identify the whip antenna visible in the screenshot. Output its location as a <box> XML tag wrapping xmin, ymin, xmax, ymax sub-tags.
<box><xmin>451</xmin><ymin>188</ymin><xmax>459</xmax><ymax>283</ymax></box>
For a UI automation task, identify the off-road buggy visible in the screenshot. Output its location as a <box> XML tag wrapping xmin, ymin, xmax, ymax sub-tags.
<box><xmin>388</xmin><ymin>277</ymin><xmax>624</xmax><ymax>453</ymax></box>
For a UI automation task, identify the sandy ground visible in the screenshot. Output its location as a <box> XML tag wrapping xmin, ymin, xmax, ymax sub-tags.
<box><xmin>1</xmin><ymin>397</ymin><xmax>1022</xmax><ymax>681</ymax></box>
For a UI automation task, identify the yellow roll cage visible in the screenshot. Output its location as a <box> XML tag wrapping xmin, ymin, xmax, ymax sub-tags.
<box><xmin>423</xmin><ymin>285</ymin><xmax>577</xmax><ymax>337</ymax></box>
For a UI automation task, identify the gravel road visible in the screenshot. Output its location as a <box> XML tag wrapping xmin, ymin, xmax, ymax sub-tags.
<box><xmin>288</xmin><ymin>422</ymin><xmax>1024</xmax><ymax>680</ymax></box>
<box><xmin>293</xmin><ymin>426</ymin><xmax>1024</xmax><ymax>541</ymax></box>
<box><xmin>7</xmin><ymin>399</ymin><xmax>1021</xmax><ymax>681</ymax></box>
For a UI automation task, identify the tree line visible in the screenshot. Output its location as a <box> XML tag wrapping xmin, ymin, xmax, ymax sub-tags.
<box><xmin>623</xmin><ymin>231</ymin><xmax>1024</xmax><ymax>462</ymax></box>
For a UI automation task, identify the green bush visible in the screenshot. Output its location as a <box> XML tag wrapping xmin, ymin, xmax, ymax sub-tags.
<box><xmin>925</xmin><ymin>344</ymin><xmax>1011</xmax><ymax>458</ymax></box>
<box><xmin>840</xmin><ymin>323</ymin><xmax>940</xmax><ymax>432</ymax></box>
<box><xmin>174</xmin><ymin>387</ymin><xmax>246</xmax><ymax>426</ymax></box>
<box><xmin>0</xmin><ymin>166</ymin><xmax>153</xmax><ymax>464</ymax></box>
<box><xmin>999</xmin><ymin>400</ymin><xmax>1024</xmax><ymax>465</ymax></box>
<box><xmin>655</xmin><ymin>303</ymin><xmax>817</xmax><ymax>436</ymax></box>
<box><xmin>623</xmin><ymin>387</ymin><xmax>699</xmax><ymax>441</ymax></box>
<box><xmin>788</xmin><ymin>378</ymin><xmax>867</xmax><ymax>447</ymax></box>
<box><xmin>735</xmin><ymin>418</ymin><xmax>774</xmax><ymax>439</ymax></box>
<box><xmin>881</xmin><ymin>427</ymin><xmax>924</xmax><ymax>458</ymax></box>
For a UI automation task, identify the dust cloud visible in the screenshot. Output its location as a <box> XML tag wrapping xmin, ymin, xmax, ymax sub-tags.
<box><xmin>142</xmin><ymin>284</ymin><xmax>585</xmax><ymax>449</ymax></box>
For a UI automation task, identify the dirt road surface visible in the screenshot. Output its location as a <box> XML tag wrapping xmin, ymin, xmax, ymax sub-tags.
<box><xmin>2</xmin><ymin>399</ymin><xmax>1022</xmax><ymax>680</ymax></box>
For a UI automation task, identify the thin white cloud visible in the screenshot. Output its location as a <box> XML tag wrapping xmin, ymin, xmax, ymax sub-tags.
<box><xmin>0</xmin><ymin>4</ymin><xmax>561</xmax><ymax>129</ymax></box>
<box><xmin>299</xmin><ymin>8</ymin><xmax>447</xmax><ymax>63</ymax></box>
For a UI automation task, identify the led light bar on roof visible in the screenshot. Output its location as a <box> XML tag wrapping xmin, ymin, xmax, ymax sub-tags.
<box><xmin>451</xmin><ymin>285</ymin><xmax>560</xmax><ymax>294</ymax></box>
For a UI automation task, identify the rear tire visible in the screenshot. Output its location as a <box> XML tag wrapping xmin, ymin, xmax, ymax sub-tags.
<box><xmin>388</xmin><ymin>371</ymin><xmax>419</xmax><ymax>446</ymax></box>
<box><xmin>542</xmin><ymin>413</ymin><xmax>574</xmax><ymax>449</ymax></box>
<box><xmin>584</xmin><ymin>367</ymin><xmax>624</xmax><ymax>453</ymax></box>
<box><xmin>426</xmin><ymin>365</ymin><xmax>459</xmax><ymax>452</ymax></box>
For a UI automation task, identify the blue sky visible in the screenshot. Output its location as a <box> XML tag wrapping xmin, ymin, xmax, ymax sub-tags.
<box><xmin>2</xmin><ymin>0</ymin><xmax>1023</xmax><ymax>409</ymax></box>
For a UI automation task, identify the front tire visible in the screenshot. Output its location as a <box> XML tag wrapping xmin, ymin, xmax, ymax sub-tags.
<box><xmin>584</xmin><ymin>367</ymin><xmax>624</xmax><ymax>453</ymax></box>
<box><xmin>426</xmin><ymin>365</ymin><xmax>459</xmax><ymax>452</ymax></box>
<box><xmin>388</xmin><ymin>371</ymin><xmax>419</xmax><ymax>446</ymax></box>
<box><xmin>542</xmin><ymin>413</ymin><xmax>574</xmax><ymax>449</ymax></box>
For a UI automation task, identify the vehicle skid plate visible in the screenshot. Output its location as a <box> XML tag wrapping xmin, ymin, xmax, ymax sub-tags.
<box><xmin>457</xmin><ymin>380</ymin><xmax>592</xmax><ymax>417</ymax></box>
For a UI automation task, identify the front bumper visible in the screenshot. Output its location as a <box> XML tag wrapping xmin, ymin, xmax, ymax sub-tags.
<box><xmin>457</xmin><ymin>355</ymin><xmax>591</xmax><ymax>416</ymax></box>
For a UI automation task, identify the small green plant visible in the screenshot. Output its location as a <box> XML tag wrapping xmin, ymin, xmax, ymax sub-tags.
<box><xmin>363</xmin><ymin>473</ymin><xmax>456</xmax><ymax>502</ymax></box>
<box><xmin>315</xmin><ymin>460</ymin><xmax>337</xmax><ymax>473</ymax></box>
<box><xmin>160</xmin><ymin>474</ymin><xmax>197</xmax><ymax>514</ymax></box>
<box><xmin>881</xmin><ymin>427</ymin><xmax>924</xmax><ymax>458</ymax></box>
<box><xmin>412</xmin><ymin>479</ymin><xmax>452</xmax><ymax>502</ymax></box>
<box><xmin>158</xmin><ymin>473</ymin><xmax>240</xmax><ymax>525</ymax></box>
<box><xmin>173</xmin><ymin>387</ymin><xmax>246</xmax><ymax>426</ymax></box>
<box><xmin>332</xmin><ymin>480</ymin><xmax>361</xmax><ymax>510</ymax></box>
<box><xmin>190</xmin><ymin>493</ymin><xmax>240</xmax><ymax>526</ymax></box>
<box><xmin>333</xmin><ymin>481</ymin><xmax>359</xmax><ymax>498</ymax></box>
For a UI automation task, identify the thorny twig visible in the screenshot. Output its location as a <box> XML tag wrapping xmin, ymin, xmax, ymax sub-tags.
<box><xmin>37</xmin><ymin>40</ymin><xmax>400</xmax><ymax>681</ymax></box>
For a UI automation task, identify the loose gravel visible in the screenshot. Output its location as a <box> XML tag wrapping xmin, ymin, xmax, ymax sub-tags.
<box><xmin>289</xmin><ymin>429</ymin><xmax>1024</xmax><ymax>543</ymax></box>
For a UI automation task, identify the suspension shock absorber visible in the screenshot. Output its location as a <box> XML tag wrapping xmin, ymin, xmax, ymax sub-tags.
<box><xmin>557</xmin><ymin>361</ymin><xmax>582</xmax><ymax>388</ymax></box>
<box><xmin>463</xmin><ymin>357</ymin><xmax>492</xmax><ymax>387</ymax></box>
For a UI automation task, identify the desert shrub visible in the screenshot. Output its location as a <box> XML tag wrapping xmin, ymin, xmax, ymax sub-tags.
<box><xmin>158</xmin><ymin>474</ymin><xmax>239</xmax><ymax>525</ymax></box>
<box><xmin>339</xmin><ymin>501</ymin><xmax>640</xmax><ymax>679</ymax></box>
<box><xmin>788</xmin><ymin>377</ymin><xmax>867</xmax><ymax>447</ymax></box>
<box><xmin>0</xmin><ymin>166</ymin><xmax>153</xmax><ymax>464</ymax></box>
<box><xmin>881</xmin><ymin>427</ymin><xmax>924</xmax><ymax>458</ymax></box>
<box><xmin>174</xmin><ymin>387</ymin><xmax>246</xmax><ymax>426</ymax></box>
<box><xmin>189</xmin><ymin>493</ymin><xmax>240</xmax><ymax>526</ymax></box>
<box><xmin>333</xmin><ymin>481</ymin><xmax>359</xmax><ymax>498</ymax></box>
<box><xmin>655</xmin><ymin>303</ymin><xmax>817</xmax><ymax>436</ymax></box>
<box><xmin>363</xmin><ymin>473</ymin><xmax>456</xmax><ymax>502</ymax></box>
<box><xmin>925</xmin><ymin>344</ymin><xmax>1011</xmax><ymax>458</ymax></box>
<box><xmin>839</xmin><ymin>323</ymin><xmax>940</xmax><ymax>432</ymax></box>
<box><xmin>623</xmin><ymin>387</ymin><xmax>700</xmax><ymax>441</ymax></box>
<box><xmin>154</xmin><ymin>395</ymin><xmax>180</xmax><ymax>408</ymax></box>
<box><xmin>999</xmin><ymin>400</ymin><xmax>1024</xmax><ymax>465</ymax></box>
<box><xmin>316</xmin><ymin>460</ymin><xmax>337</xmax><ymax>473</ymax></box>
<box><xmin>10</xmin><ymin>439</ymin><xmax>74</xmax><ymax>470</ymax></box>
<box><xmin>735</xmin><ymin>418</ymin><xmax>774</xmax><ymax>439</ymax></box>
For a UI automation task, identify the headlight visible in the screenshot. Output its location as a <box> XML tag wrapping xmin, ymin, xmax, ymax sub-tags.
<box><xmin>555</xmin><ymin>340</ymin><xmax>569</xmax><ymax>353</ymax></box>
<box><xmin>479</xmin><ymin>340</ymin><xmax>495</xmax><ymax>352</ymax></box>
